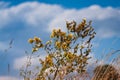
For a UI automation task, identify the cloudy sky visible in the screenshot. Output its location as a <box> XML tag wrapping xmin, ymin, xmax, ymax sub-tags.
<box><xmin>0</xmin><ymin>0</ymin><xmax>120</xmax><ymax>79</ymax></box>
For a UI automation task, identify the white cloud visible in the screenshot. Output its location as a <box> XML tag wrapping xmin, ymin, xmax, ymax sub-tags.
<box><xmin>13</xmin><ymin>56</ymin><xmax>38</xmax><ymax>70</ymax></box>
<box><xmin>0</xmin><ymin>2</ymin><xmax>63</xmax><ymax>29</ymax></box>
<box><xmin>0</xmin><ymin>2</ymin><xmax>120</xmax><ymax>38</ymax></box>
<box><xmin>48</xmin><ymin>5</ymin><xmax>120</xmax><ymax>38</ymax></box>
<box><xmin>13</xmin><ymin>52</ymin><xmax>46</xmax><ymax>70</ymax></box>
<box><xmin>13</xmin><ymin>56</ymin><xmax>26</xmax><ymax>70</ymax></box>
<box><xmin>0</xmin><ymin>76</ymin><xmax>18</xmax><ymax>80</ymax></box>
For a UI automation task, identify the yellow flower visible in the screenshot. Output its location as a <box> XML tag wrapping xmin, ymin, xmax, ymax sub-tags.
<box><xmin>62</xmin><ymin>42</ymin><xmax>68</xmax><ymax>50</ymax></box>
<box><xmin>81</xmin><ymin>18</ymin><xmax>86</xmax><ymax>27</ymax></box>
<box><xmin>32</xmin><ymin>48</ymin><xmax>38</xmax><ymax>52</ymax></box>
<box><xmin>34</xmin><ymin>37</ymin><xmax>41</xmax><ymax>43</ymax></box>
<box><xmin>57</xmin><ymin>29</ymin><xmax>62</xmax><ymax>37</ymax></box>
<box><xmin>57</xmin><ymin>29</ymin><xmax>61</xmax><ymax>33</ymax></box>
<box><xmin>45</xmin><ymin>56</ymin><xmax>53</xmax><ymax>66</ymax></box>
<box><xmin>46</xmin><ymin>56</ymin><xmax>51</xmax><ymax>62</ymax></box>
<box><xmin>63</xmin><ymin>36</ymin><xmax>67</xmax><ymax>41</ymax></box>
<box><xmin>67</xmin><ymin>52</ymin><xmax>73</xmax><ymax>59</ymax></box>
<box><xmin>64</xmin><ymin>52</ymin><xmax>67</xmax><ymax>57</ymax></box>
<box><xmin>66</xmin><ymin>41</ymin><xmax>71</xmax><ymax>44</ymax></box>
<box><xmin>50</xmin><ymin>29</ymin><xmax>57</xmax><ymax>38</ymax></box>
<box><xmin>61</xmin><ymin>32</ymin><xmax>66</xmax><ymax>37</ymax></box>
<box><xmin>76</xmin><ymin>24</ymin><xmax>83</xmax><ymax>32</ymax></box>
<box><xmin>46</xmin><ymin>40</ymin><xmax>52</xmax><ymax>45</ymax></box>
<box><xmin>28</xmin><ymin>38</ymin><xmax>34</xmax><ymax>43</ymax></box>
<box><xmin>76</xmin><ymin>18</ymin><xmax>86</xmax><ymax>32</ymax></box>
<box><xmin>50</xmin><ymin>32</ymin><xmax>54</xmax><ymax>38</ymax></box>
<box><xmin>55</xmin><ymin>41</ymin><xmax>61</xmax><ymax>49</ymax></box>
<box><xmin>67</xmin><ymin>33</ymin><xmax>73</xmax><ymax>40</ymax></box>
<box><xmin>36</xmin><ymin>44</ymin><xmax>44</xmax><ymax>48</ymax></box>
<box><xmin>82</xmin><ymin>18</ymin><xmax>86</xmax><ymax>23</ymax></box>
<box><xmin>53</xmin><ymin>29</ymin><xmax>57</xmax><ymax>33</ymax></box>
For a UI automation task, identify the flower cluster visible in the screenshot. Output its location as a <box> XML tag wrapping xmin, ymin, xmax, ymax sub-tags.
<box><xmin>41</xmin><ymin>54</ymin><xmax>54</xmax><ymax>67</ymax></box>
<box><xmin>28</xmin><ymin>37</ymin><xmax>44</xmax><ymax>52</ymax></box>
<box><xmin>50</xmin><ymin>29</ymin><xmax>74</xmax><ymax>51</ymax></box>
<box><xmin>27</xmin><ymin>19</ymin><xmax>96</xmax><ymax>80</ymax></box>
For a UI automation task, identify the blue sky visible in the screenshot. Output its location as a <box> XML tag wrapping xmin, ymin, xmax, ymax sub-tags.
<box><xmin>0</xmin><ymin>0</ymin><xmax>120</xmax><ymax>79</ymax></box>
<box><xmin>1</xmin><ymin>0</ymin><xmax>120</xmax><ymax>8</ymax></box>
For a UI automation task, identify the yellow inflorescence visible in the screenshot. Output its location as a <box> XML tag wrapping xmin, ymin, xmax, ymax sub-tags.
<box><xmin>45</xmin><ymin>55</ymin><xmax>53</xmax><ymax>66</ymax></box>
<box><xmin>28</xmin><ymin>36</ymin><xmax>43</xmax><ymax>52</ymax></box>
<box><xmin>67</xmin><ymin>33</ymin><xmax>73</xmax><ymax>40</ymax></box>
<box><xmin>27</xmin><ymin>18</ymin><xmax>95</xmax><ymax>80</ymax></box>
<box><xmin>76</xmin><ymin>18</ymin><xmax>86</xmax><ymax>32</ymax></box>
<box><xmin>50</xmin><ymin>29</ymin><xmax>74</xmax><ymax>51</ymax></box>
<box><xmin>50</xmin><ymin>29</ymin><xmax>67</xmax><ymax>38</ymax></box>
<box><xmin>28</xmin><ymin>38</ymin><xmax>34</xmax><ymax>44</ymax></box>
<box><xmin>55</xmin><ymin>41</ymin><xmax>61</xmax><ymax>49</ymax></box>
<box><xmin>28</xmin><ymin>37</ymin><xmax>42</xmax><ymax>44</ymax></box>
<box><xmin>50</xmin><ymin>29</ymin><xmax>57</xmax><ymax>38</ymax></box>
<box><xmin>62</xmin><ymin>42</ymin><xmax>68</xmax><ymax>50</ymax></box>
<box><xmin>64</xmin><ymin>52</ymin><xmax>77</xmax><ymax>61</ymax></box>
<box><xmin>61</xmin><ymin>32</ymin><xmax>66</xmax><ymax>37</ymax></box>
<box><xmin>34</xmin><ymin>37</ymin><xmax>41</xmax><ymax>44</ymax></box>
<box><xmin>32</xmin><ymin>48</ymin><xmax>38</xmax><ymax>52</ymax></box>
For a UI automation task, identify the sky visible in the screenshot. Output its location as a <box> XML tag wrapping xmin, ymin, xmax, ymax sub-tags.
<box><xmin>0</xmin><ymin>0</ymin><xmax>120</xmax><ymax>79</ymax></box>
